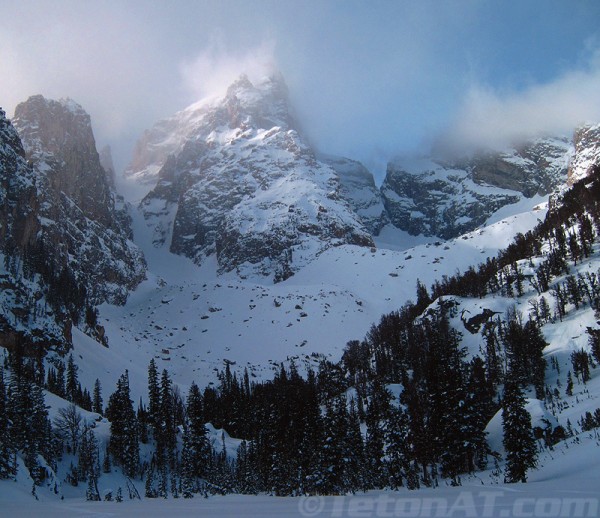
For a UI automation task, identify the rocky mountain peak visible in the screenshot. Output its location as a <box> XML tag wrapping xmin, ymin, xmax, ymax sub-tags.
<box><xmin>8</xmin><ymin>96</ymin><xmax>145</xmax><ymax>305</ymax></box>
<box><xmin>135</xmin><ymin>73</ymin><xmax>373</xmax><ymax>280</ymax></box>
<box><xmin>13</xmin><ymin>95</ymin><xmax>114</xmax><ymax>227</ymax></box>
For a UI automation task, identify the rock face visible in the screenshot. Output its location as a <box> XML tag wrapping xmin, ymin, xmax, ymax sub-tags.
<box><xmin>568</xmin><ymin>124</ymin><xmax>600</xmax><ymax>185</ymax></box>
<box><xmin>381</xmin><ymin>137</ymin><xmax>572</xmax><ymax>239</ymax></box>
<box><xmin>320</xmin><ymin>155</ymin><xmax>387</xmax><ymax>235</ymax></box>
<box><xmin>132</xmin><ymin>74</ymin><xmax>374</xmax><ymax>280</ymax></box>
<box><xmin>9</xmin><ymin>96</ymin><xmax>146</xmax><ymax>304</ymax></box>
<box><xmin>1</xmin><ymin>108</ymin><xmax>69</xmax><ymax>350</ymax></box>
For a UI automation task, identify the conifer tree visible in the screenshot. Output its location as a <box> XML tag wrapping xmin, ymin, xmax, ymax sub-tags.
<box><xmin>92</xmin><ymin>379</ymin><xmax>103</xmax><ymax>415</ymax></box>
<box><xmin>7</xmin><ymin>350</ymin><xmax>53</xmax><ymax>483</ymax></box>
<box><xmin>502</xmin><ymin>381</ymin><xmax>537</xmax><ymax>483</ymax></box>
<box><xmin>180</xmin><ymin>421</ymin><xmax>196</xmax><ymax>498</ymax></box>
<box><xmin>184</xmin><ymin>382</ymin><xmax>210</xmax><ymax>479</ymax></box>
<box><xmin>158</xmin><ymin>369</ymin><xmax>176</xmax><ymax>467</ymax></box>
<box><xmin>55</xmin><ymin>361</ymin><xmax>66</xmax><ymax>398</ymax></box>
<box><xmin>364</xmin><ymin>381</ymin><xmax>390</xmax><ymax>489</ymax></box>
<box><xmin>147</xmin><ymin>359</ymin><xmax>160</xmax><ymax>439</ymax></box>
<box><xmin>0</xmin><ymin>371</ymin><xmax>16</xmax><ymax>479</ymax></box>
<box><xmin>317</xmin><ymin>394</ymin><xmax>349</xmax><ymax>494</ymax></box>
<box><xmin>566</xmin><ymin>371</ymin><xmax>574</xmax><ymax>396</ymax></box>
<box><xmin>65</xmin><ymin>354</ymin><xmax>79</xmax><ymax>403</ymax></box>
<box><xmin>346</xmin><ymin>399</ymin><xmax>366</xmax><ymax>491</ymax></box>
<box><xmin>386</xmin><ymin>404</ymin><xmax>411</xmax><ymax>490</ymax></box>
<box><xmin>106</xmin><ymin>371</ymin><xmax>139</xmax><ymax>477</ymax></box>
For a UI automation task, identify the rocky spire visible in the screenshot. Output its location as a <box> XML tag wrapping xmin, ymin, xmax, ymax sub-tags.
<box><xmin>10</xmin><ymin>95</ymin><xmax>146</xmax><ymax>304</ymax></box>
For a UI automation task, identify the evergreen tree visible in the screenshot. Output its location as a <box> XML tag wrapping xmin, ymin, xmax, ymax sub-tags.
<box><xmin>462</xmin><ymin>357</ymin><xmax>493</xmax><ymax>472</ymax></box>
<box><xmin>65</xmin><ymin>354</ymin><xmax>79</xmax><ymax>403</ymax></box>
<box><xmin>184</xmin><ymin>382</ymin><xmax>210</xmax><ymax>479</ymax></box>
<box><xmin>589</xmin><ymin>328</ymin><xmax>600</xmax><ymax>365</ymax></box>
<box><xmin>158</xmin><ymin>369</ymin><xmax>176</xmax><ymax>467</ymax></box>
<box><xmin>7</xmin><ymin>350</ymin><xmax>53</xmax><ymax>483</ymax></box>
<box><xmin>147</xmin><ymin>359</ymin><xmax>161</xmax><ymax>439</ymax></box>
<box><xmin>571</xmin><ymin>349</ymin><xmax>591</xmax><ymax>383</ymax></box>
<box><xmin>364</xmin><ymin>381</ymin><xmax>390</xmax><ymax>489</ymax></box>
<box><xmin>346</xmin><ymin>399</ymin><xmax>366</xmax><ymax>491</ymax></box>
<box><xmin>180</xmin><ymin>421</ymin><xmax>196</xmax><ymax>498</ymax></box>
<box><xmin>318</xmin><ymin>394</ymin><xmax>350</xmax><ymax>494</ymax></box>
<box><xmin>0</xmin><ymin>371</ymin><xmax>16</xmax><ymax>479</ymax></box>
<box><xmin>55</xmin><ymin>361</ymin><xmax>66</xmax><ymax>398</ymax></box>
<box><xmin>566</xmin><ymin>371</ymin><xmax>574</xmax><ymax>396</ymax></box>
<box><xmin>502</xmin><ymin>381</ymin><xmax>537</xmax><ymax>483</ymax></box>
<box><xmin>106</xmin><ymin>371</ymin><xmax>139</xmax><ymax>477</ymax></box>
<box><xmin>386</xmin><ymin>404</ymin><xmax>412</xmax><ymax>490</ymax></box>
<box><xmin>92</xmin><ymin>379</ymin><xmax>103</xmax><ymax>415</ymax></box>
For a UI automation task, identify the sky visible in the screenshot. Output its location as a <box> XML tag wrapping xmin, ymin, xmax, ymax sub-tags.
<box><xmin>1</xmin><ymin>0</ymin><xmax>600</xmax><ymax>181</ymax></box>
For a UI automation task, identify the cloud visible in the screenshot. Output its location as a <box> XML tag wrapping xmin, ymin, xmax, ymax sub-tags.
<box><xmin>179</xmin><ymin>40</ymin><xmax>278</xmax><ymax>101</ymax></box>
<box><xmin>443</xmin><ymin>49</ymin><xmax>600</xmax><ymax>152</ymax></box>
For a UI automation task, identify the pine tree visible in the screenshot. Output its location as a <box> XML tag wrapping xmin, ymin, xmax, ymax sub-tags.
<box><xmin>185</xmin><ymin>382</ymin><xmax>211</xmax><ymax>478</ymax></box>
<box><xmin>386</xmin><ymin>404</ymin><xmax>411</xmax><ymax>490</ymax></box>
<box><xmin>566</xmin><ymin>371</ymin><xmax>574</xmax><ymax>396</ymax></box>
<box><xmin>145</xmin><ymin>466</ymin><xmax>157</xmax><ymax>498</ymax></box>
<box><xmin>86</xmin><ymin>475</ymin><xmax>100</xmax><ymax>501</ymax></box>
<box><xmin>7</xmin><ymin>351</ymin><xmax>53</xmax><ymax>483</ymax></box>
<box><xmin>318</xmin><ymin>394</ymin><xmax>349</xmax><ymax>494</ymax></box>
<box><xmin>65</xmin><ymin>354</ymin><xmax>79</xmax><ymax>403</ymax></box>
<box><xmin>346</xmin><ymin>399</ymin><xmax>366</xmax><ymax>492</ymax></box>
<box><xmin>181</xmin><ymin>421</ymin><xmax>196</xmax><ymax>498</ymax></box>
<box><xmin>92</xmin><ymin>379</ymin><xmax>103</xmax><ymax>415</ymax></box>
<box><xmin>158</xmin><ymin>369</ymin><xmax>176</xmax><ymax>467</ymax></box>
<box><xmin>463</xmin><ymin>357</ymin><xmax>493</xmax><ymax>472</ymax></box>
<box><xmin>106</xmin><ymin>371</ymin><xmax>139</xmax><ymax>477</ymax></box>
<box><xmin>78</xmin><ymin>424</ymin><xmax>99</xmax><ymax>482</ymax></box>
<box><xmin>0</xmin><ymin>370</ymin><xmax>16</xmax><ymax>479</ymax></box>
<box><xmin>55</xmin><ymin>361</ymin><xmax>66</xmax><ymax>398</ymax></box>
<box><xmin>102</xmin><ymin>448</ymin><xmax>111</xmax><ymax>474</ymax></box>
<box><xmin>502</xmin><ymin>380</ymin><xmax>537</xmax><ymax>483</ymax></box>
<box><xmin>364</xmin><ymin>381</ymin><xmax>390</xmax><ymax>489</ymax></box>
<box><xmin>147</xmin><ymin>359</ymin><xmax>160</xmax><ymax>438</ymax></box>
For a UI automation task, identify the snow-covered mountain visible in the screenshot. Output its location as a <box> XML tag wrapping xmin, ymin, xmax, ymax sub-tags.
<box><xmin>381</xmin><ymin>136</ymin><xmax>573</xmax><ymax>239</ymax></box>
<box><xmin>569</xmin><ymin>124</ymin><xmax>600</xmax><ymax>184</ymax></box>
<box><xmin>1</xmin><ymin>72</ymin><xmax>600</xmax><ymax>510</ymax></box>
<box><xmin>130</xmin><ymin>74</ymin><xmax>373</xmax><ymax>281</ymax></box>
<box><xmin>11</xmin><ymin>95</ymin><xmax>146</xmax><ymax>305</ymax></box>
<box><xmin>0</xmin><ymin>98</ymin><xmax>145</xmax><ymax>355</ymax></box>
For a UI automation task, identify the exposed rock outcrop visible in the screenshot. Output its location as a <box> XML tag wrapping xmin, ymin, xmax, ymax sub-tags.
<box><xmin>10</xmin><ymin>96</ymin><xmax>146</xmax><ymax>304</ymax></box>
<box><xmin>381</xmin><ymin>137</ymin><xmax>572</xmax><ymax>239</ymax></box>
<box><xmin>133</xmin><ymin>74</ymin><xmax>374</xmax><ymax>280</ymax></box>
<box><xmin>568</xmin><ymin>124</ymin><xmax>600</xmax><ymax>185</ymax></box>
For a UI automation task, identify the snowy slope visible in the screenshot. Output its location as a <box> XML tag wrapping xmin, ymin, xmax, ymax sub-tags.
<box><xmin>65</xmin><ymin>198</ymin><xmax>548</xmax><ymax>400</ymax></box>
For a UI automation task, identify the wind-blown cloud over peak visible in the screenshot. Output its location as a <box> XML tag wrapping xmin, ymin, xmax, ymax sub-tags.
<box><xmin>441</xmin><ymin>49</ymin><xmax>600</xmax><ymax>153</ymax></box>
<box><xmin>179</xmin><ymin>40</ymin><xmax>278</xmax><ymax>103</ymax></box>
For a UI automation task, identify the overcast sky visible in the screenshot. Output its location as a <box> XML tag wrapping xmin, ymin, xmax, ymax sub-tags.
<box><xmin>1</xmin><ymin>0</ymin><xmax>600</xmax><ymax>180</ymax></box>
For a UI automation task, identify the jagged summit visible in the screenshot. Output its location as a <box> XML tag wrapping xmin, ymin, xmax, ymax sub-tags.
<box><xmin>9</xmin><ymin>95</ymin><xmax>146</xmax><ymax>304</ymax></box>
<box><xmin>13</xmin><ymin>95</ymin><xmax>114</xmax><ymax>227</ymax></box>
<box><xmin>125</xmin><ymin>73</ymin><xmax>294</xmax><ymax>185</ymax></box>
<box><xmin>132</xmin><ymin>73</ymin><xmax>374</xmax><ymax>281</ymax></box>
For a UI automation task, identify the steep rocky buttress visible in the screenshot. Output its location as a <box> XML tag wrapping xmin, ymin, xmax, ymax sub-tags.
<box><xmin>130</xmin><ymin>74</ymin><xmax>374</xmax><ymax>281</ymax></box>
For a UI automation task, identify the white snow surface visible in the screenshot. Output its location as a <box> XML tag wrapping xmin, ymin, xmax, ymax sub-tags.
<box><xmin>4</xmin><ymin>185</ymin><xmax>600</xmax><ymax>514</ymax></box>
